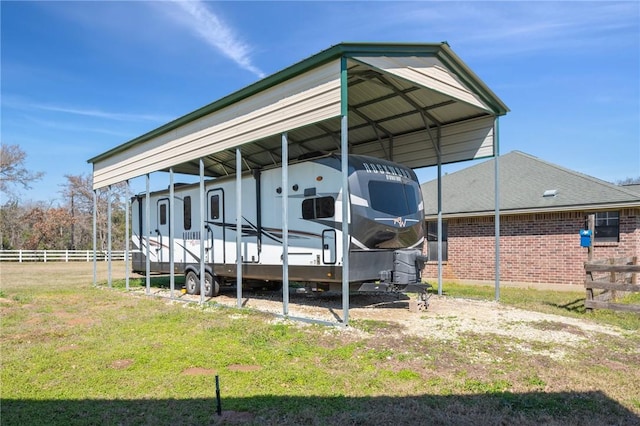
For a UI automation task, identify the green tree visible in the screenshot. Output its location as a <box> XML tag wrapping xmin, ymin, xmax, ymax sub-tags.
<box><xmin>0</xmin><ymin>200</ymin><xmax>24</xmax><ymax>249</ymax></box>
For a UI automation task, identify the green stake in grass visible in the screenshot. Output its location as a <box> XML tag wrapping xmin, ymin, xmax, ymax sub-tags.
<box><xmin>215</xmin><ymin>375</ymin><xmax>222</xmax><ymax>416</ymax></box>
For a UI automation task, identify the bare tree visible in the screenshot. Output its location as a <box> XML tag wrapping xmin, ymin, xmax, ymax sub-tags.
<box><xmin>23</xmin><ymin>206</ymin><xmax>73</xmax><ymax>250</ymax></box>
<box><xmin>59</xmin><ymin>174</ymin><xmax>128</xmax><ymax>250</ymax></box>
<box><xmin>616</xmin><ymin>176</ymin><xmax>640</xmax><ymax>185</ymax></box>
<box><xmin>0</xmin><ymin>144</ymin><xmax>45</xmax><ymax>248</ymax></box>
<box><xmin>0</xmin><ymin>143</ymin><xmax>44</xmax><ymax>198</ymax></box>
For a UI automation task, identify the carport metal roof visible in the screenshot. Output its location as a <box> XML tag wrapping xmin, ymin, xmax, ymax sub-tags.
<box><xmin>88</xmin><ymin>42</ymin><xmax>509</xmax><ymax>189</ymax></box>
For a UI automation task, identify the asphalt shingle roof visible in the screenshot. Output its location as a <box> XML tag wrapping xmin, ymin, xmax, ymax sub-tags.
<box><xmin>420</xmin><ymin>151</ymin><xmax>640</xmax><ymax>216</ymax></box>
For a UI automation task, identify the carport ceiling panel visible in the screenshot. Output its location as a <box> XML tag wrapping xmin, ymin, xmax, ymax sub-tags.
<box><xmin>354</xmin><ymin>56</ymin><xmax>492</xmax><ymax>113</ymax></box>
<box><xmin>363</xmin><ymin>104</ymin><xmax>425</xmax><ymax>136</ymax></box>
<box><xmin>359</xmin><ymin>72</ymin><xmax>486</xmax><ymax>129</ymax></box>
<box><xmin>428</xmin><ymin>101</ymin><xmax>489</xmax><ymax>125</ymax></box>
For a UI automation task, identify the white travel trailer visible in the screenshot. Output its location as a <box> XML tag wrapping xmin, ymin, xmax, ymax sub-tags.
<box><xmin>131</xmin><ymin>153</ymin><xmax>428</xmax><ymax>298</ymax></box>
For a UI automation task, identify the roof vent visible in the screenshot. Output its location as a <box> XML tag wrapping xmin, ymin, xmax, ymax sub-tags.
<box><xmin>543</xmin><ymin>189</ymin><xmax>558</xmax><ymax>197</ymax></box>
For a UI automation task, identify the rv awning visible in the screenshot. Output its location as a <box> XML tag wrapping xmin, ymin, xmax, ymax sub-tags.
<box><xmin>88</xmin><ymin>42</ymin><xmax>509</xmax><ymax>189</ymax></box>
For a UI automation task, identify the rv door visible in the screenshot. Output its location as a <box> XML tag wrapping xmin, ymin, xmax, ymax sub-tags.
<box><xmin>156</xmin><ymin>199</ymin><xmax>170</xmax><ymax>263</ymax></box>
<box><xmin>207</xmin><ymin>189</ymin><xmax>225</xmax><ymax>264</ymax></box>
<box><xmin>322</xmin><ymin>229</ymin><xmax>336</xmax><ymax>264</ymax></box>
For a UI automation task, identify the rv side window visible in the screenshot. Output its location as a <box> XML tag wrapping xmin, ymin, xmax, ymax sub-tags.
<box><xmin>159</xmin><ymin>204</ymin><xmax>167</xmax><ymax>225</ymax></box>
<box><xmin>316</xmin><ymin>196</ymin><xmax>334</xmax><ymax>218</ymax></box>
<box><xmin>302</xmin><ymin>199</ymin><xmax>314</xmax><ymax>219</ymax></box>
<box><xmin>184</xmin><ymin>196</ymin><xmax>192</xmax><ymax>230</ymax></box>
<box><xmin>302</xmin><ymin>196</ymin><xmax>334</xmax><ymax>219</ymax></box>
<box><xmin>210</xmin><ymin>195</ymin><xmax>220</xmax><ymax>220</ymax></box>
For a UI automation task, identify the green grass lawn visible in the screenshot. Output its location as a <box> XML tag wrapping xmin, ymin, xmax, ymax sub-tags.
<box><xmin>1</xmin><ymin>262</ymin><xmax>639</xmax><ymax>425</ymax></box>
<box><xmin>438</xmin><ymin>281</ymin><xmax>640</xmax><ymax>330</ymax></box>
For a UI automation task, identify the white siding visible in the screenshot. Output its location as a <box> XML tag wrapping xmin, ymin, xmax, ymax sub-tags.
<box><xmin>93</xmin><ymin>60</ymin><xmax>342</xmax><ymax>189</ymax></box>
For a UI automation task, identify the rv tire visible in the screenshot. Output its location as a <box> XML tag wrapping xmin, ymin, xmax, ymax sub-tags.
<box><xmin>204</xmin><ymin>272</ymin><xmax>220</xmax><ymax>297</ymax></box>
<box><xmin>185</xmin><ymin>270</ymin><xmax>200</xmax><ymax>295</ymax></box>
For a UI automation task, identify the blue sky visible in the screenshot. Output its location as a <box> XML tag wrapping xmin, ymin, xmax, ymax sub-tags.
<box><xmin>1</xmin><ymin>1</ymin><xmax>639</xmax><ymax>203</ymax></box>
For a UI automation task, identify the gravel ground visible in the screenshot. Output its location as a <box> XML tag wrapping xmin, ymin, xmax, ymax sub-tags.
<box><xmin>131</xmin><ymin>285</ymin><xmax>626</xmax><ymax>358</ymax></box>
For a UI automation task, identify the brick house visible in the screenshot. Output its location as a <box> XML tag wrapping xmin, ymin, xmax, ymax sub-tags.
<box><xmin>420</xmin><ymin>151</ymin><xmax>640</xmax><ymax>286</ymax></box>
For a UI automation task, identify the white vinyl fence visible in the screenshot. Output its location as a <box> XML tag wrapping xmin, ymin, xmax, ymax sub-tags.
<box><xmin>0</xmin><ymin>250</ymin><xmax>132</xmax><ymax>262</ymax></box>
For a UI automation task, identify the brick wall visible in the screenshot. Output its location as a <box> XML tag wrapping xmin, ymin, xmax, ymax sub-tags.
<box><xmin>423</xmin><ymin>208</ymin><xmax>640</xmax><ymax>286</ymax></box>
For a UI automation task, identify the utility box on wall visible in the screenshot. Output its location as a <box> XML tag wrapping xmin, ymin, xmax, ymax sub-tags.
<box><xmin>580</xmin><ymin>229</ymin><xmax>592</xmax><ymax>247</ymax></box>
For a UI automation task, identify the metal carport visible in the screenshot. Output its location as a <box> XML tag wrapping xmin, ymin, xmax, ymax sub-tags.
<box><xmin>88</xmin><ymin>42</ymin><xmax>509</xmax><ymax>325</ymax></box>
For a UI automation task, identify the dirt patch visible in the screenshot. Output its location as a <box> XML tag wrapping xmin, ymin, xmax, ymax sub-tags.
<box><xmin>227</xmin><ymin>364</ymin><xmax>262</xmax><ymax>372</ymax></box>
<box><xmin>53</xmin><ymin>311</ymin><xmax>90</xmax><ymax>325</ymax></box>
<box><xmin>182</xmin><ymin>367</ymin><xmax>217</xmax><ymax>376</ymax></box>
<box><xmin>110</xmin><ymin>359</ymin><xmax>134</xmax><ymax>370</ymax></box>
<box><xmin>66</xmin><ymin>317</ymin><xmax>94</xmax><ymax>326</ymax></box>
<box><xmin>25</xmin><ymin>317</ymin><xmax>41</xmax><ymax>325</ymax></box>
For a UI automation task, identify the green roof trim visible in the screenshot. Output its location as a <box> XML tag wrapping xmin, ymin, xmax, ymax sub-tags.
<box><xmin>88</xmin><ymin>42</ymin><xmax>509</xmax><ymax>165</ymax></box>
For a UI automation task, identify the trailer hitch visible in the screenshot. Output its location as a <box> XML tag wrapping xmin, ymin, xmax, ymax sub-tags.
<box><xmin>356</xmin><ymin>281</ymin><xmax>432</xmax><ymax>312</ymax></box>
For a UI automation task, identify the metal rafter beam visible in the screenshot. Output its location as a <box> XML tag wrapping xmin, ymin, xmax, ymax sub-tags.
<box><xmin>349</xmin><ymin>107</ymin><xmax>393</xmax><ymax>160</ymax></box>
<box><xmin>376</xmin><ymin>74</ymin><xmax>442</xmax><ymax>155</ymax></box>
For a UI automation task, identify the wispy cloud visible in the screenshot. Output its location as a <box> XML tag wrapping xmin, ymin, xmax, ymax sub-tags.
<box><xmin>166</xmin><ymin>0</ymin><xmax>265</xmax><ymax>79</ymax></box>
<box><xmin>30</xmin><ymin>104</ymin><xmax>168</xmax><ymax>122</ymax></box>
<box><xmin>22</xmin><ymin>116</ymin><xmax>135</xmax><ymax>138</ymax></box>
<box><xmin>3</xmin><ymin>96</ymin><xmax>171</xmax><ymax>123</ymax></box>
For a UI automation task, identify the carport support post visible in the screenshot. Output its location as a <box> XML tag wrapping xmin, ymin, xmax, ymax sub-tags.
<box><xmin>125</xmin><ymin>180</ymin><xmax>130</xmax><ymax>291</ymax></box>
<box><xmin>494</xmin><ymin>117</ymin><xmax>501</xmax><ymax>301</ymax></box>
<box><xmin>340</xmin><ymin>55</ymin><xmax>350</xmax><ymax>326</ymax></box>
<box><xmin>236</xmin><ymin>148</ymin><xmax>243</xmax><ymax>308</ymax></box>
<box><xmin>92</xmin><ymin>190</ymin><xmax>97</xmax><ymax>286</ymax></box>
<box><xmin>107</xmin><ymin>185</ymin><xmax>112</xmax><ymax>288</ymax></box>
<box><xmin>169</xmin><ymin>168</ymin><xmax>175</xmax><ymax>299</ymax></box>
<box><xmin>437</xmin><ymin>155</ymin><xmax>443</xmax><ymax>296</ymax></box>
<box><xmin>282</xmin><ymin>132</ymin><xmax>289</xmax><ymax>316</ymax></box>
<box><xmin>145</xmin><ymin>174</ymin><xmax>151</xmax><ymax>296</ymax></box>
<box><xmin>200</xmin><ymin>159</ymin><xmax>206</xmax><ymax>304</ymax></box>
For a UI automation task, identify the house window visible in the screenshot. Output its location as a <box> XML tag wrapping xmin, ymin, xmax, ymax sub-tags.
<box><xmin>595</xmin><ymin>211</ymin><xmax>619</xmax><ymax>242</ymax></box>
<box><xmin>183</xmin><ymin>196</ymin><xmax>192</xmax><ymax>231</ymax></box>
<box><xmin>426</xmin><ymin>220</ymin><xmax>448</xmax><ymax>262</ymax></box>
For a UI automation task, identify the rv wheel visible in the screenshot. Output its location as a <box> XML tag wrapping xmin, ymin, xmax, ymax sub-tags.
<box><xmin>203</xmin><ymin>272</ymin><xmax>220</xmax><ymax>297</ymax></box>
<box><xmin>185</xmin><ymin>271</ymin><xmax>200</xmax><ymax>295</ymax></box>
